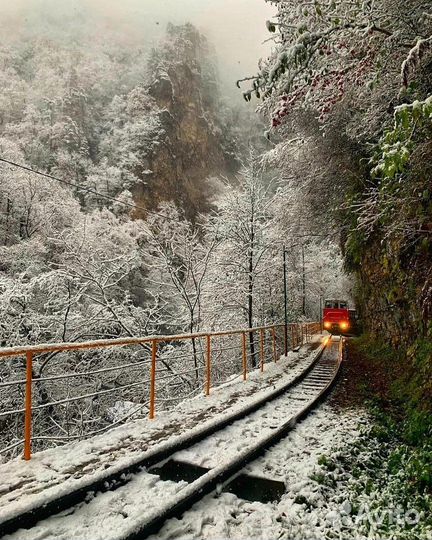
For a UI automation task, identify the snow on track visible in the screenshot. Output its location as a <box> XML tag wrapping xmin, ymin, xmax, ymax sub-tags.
<box><xmin>173</xmin><ymin>341</ymin><xmax>338</xmax><ymax>470</ymax></box>
<box><xmin>3</xmin><ymin>337</ymin><xmax>339</xmax><ymax>540</ymax></box>
<box><xmin>0</xmin><ymin>337</ymin><xmax>324</xmax><ymax>529</ymax></box>
<box><xmin>151</xmin><ymin>409</ymin><xmax>364</xmax><ymax>540</ymax></box>
<box><xmin>4</xmin><ymin>472</ymin><xmax>186</xmax><ymax>540</ymax></box>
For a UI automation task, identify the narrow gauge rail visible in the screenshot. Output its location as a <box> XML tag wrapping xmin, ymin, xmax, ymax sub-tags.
<box><xmin>1</xmin><ymin>336</ymin><xmax>344</xmax><ymax>540</ymax></box>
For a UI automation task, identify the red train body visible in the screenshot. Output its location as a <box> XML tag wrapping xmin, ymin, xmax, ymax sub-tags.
<box><xmin>323</xmin><ymin>299</ymin><xmax>351</xmax><ymax>335</ymax></box>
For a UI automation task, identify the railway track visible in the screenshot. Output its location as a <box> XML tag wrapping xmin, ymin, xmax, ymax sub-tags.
<box><xmin>3</xmin><ymin>336</ymin><xmax>343</xmax><ymax>540</ymax></box>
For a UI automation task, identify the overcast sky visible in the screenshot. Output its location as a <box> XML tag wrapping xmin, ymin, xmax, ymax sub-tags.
<box><xmin>93</xmin><ymin>0</ymin><xmax>276</xmax><ymax>87</ymax></box>
<box><xmin>0</xmin><ymin>0</ymin><xmax>275</xmax><ymax>97</ymax></box>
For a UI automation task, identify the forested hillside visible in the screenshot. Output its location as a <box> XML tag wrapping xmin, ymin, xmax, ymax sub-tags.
<box><xmin>0</xmin><ymin>24</ymin><xmax>229</xmax><ymax>352</ymax></box>
<box><xmin>0</xmin><ymin>10</ymin><xmax>348</xmax><ymax>347</ymax></box>
<box><xmin>0</xmin><ymin>3</ymin><xmax>430</xmax><ymax>537</ymax></box>
<box><xmin>0</xmin><ymin>10</ymin><xmax>349</xmax><ymax>455</ymax></box>
<box><xmin>0</xmin><ymin>22</ymin><xmax>242</xmax><ymax>221</ymax></box>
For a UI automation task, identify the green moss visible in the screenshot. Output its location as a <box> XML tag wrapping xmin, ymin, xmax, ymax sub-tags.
<box><xmin>352</xmin><ymin>335</ymin><xmax>431</xmax><ymax>420</ymax></box>
<box><xmin>347</xmin><ymin>335</ymin><xmax>431</xmax><ymax>505</ymax></box>
<box><xmin>317</xmin><ymin>454</ymin><xmax>337</xmax><ymax>471</ymax></box>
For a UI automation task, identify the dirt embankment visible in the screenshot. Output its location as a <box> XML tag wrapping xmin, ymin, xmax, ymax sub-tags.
<box><xmin>329</xmin><ymin>337</ymin><xmax>404</xmax><ymax>410</ymax></box>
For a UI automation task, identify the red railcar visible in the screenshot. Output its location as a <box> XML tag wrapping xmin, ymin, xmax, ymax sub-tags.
<box><xmin>323</xmin><ymin>299</ymin><xmax>350</xmax><ymax>334</ymax></box>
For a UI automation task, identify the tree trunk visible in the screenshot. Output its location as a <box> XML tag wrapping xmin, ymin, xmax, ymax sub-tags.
<box><xmin>302</xmin><ymin>244</ymin><xmax>306</xmax><ymax>317</ymax></box>
<box><xmin>248</xmin><ymin>220</ymin><xmax>257</xmax><ymax>368</ymax></box>
<box><xmin>190</xmin><ymin>318</ymin><xmax>199</xmax><ymax>383</ymax></box>
<box><xmin>3</xmin><ymin>198</ymin><xmax>11</xmax><ymax>245</ymax></box>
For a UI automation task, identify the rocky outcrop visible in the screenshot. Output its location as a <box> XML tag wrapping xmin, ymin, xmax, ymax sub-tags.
<box><xmin>345</xmin><ymin>141</ymin><xmax>432</xmax><ymax>409</ymax></box>
<box><xmin>132</xmin><ymin>24</ymin><xmax>240</xmax><ymax>220</ymax></box>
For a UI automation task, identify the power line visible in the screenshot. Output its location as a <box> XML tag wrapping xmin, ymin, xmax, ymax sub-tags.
<box><xmin>0</xmin><ymin>157</ymin><xmax>343</xmax><ymax>240</ymax></box>
<box><xmin>0</xmin><ymin>156</ymin><xmax>174</xmax><ymax>222</ymax></box>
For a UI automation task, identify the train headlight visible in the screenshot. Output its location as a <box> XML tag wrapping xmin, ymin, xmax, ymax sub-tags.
<box><xmin>324</xmin><ymin>321</ymin><xmax>331</xmax><ymax>329</ymax></box>
<box><xmin>340</xmin><ymin>321</ymin><xmax>349</xmax><ymax>330</ymax></box>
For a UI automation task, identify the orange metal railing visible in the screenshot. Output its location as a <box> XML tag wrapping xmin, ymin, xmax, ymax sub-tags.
<box><xmin>0</xmin><ymin>322</ymin><xmax>320</xmax><ymax>461</ymax></box>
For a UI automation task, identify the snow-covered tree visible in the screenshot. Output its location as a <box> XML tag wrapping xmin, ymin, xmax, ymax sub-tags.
<box><xmin>242</xmin><ymin>0</ymin><xmax>431</xmax><ymax>136</ymax></box>
<box><xmin>203</xmin><ymin>160</ymin><xmax>276</xmax><ymax>365</ymax></box>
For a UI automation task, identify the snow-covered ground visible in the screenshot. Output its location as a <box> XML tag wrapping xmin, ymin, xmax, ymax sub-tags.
<box><xmin>151</xmin><ymin>405</ymin><xmax>366</xmax><ymax>540</ymax></box>
<box><xmin>0</xmin><ymin>336</ymin><xmax>325</xmax><ymax>529</ymax></box>
<box><xmin>3</xmin><ymin>336</ymin><xmax>343</xmax><ymax>540</ymax></box>
<box><xmin>1</xmin><ymin>335</ymin><xmax>382</xmax><ymax>540</ymax></box>
<box><xmin>172</xmin><ymin>343</ymin><xmax>337</xmax><ymax>470</ymax></box>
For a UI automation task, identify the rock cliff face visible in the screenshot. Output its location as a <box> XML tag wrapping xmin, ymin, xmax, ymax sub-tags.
<box><xmin>351</xmin><ymin>236</ymin><xmax>432</xmax><ymax>409</ymax></box>
<box><xmin>346</xmin><ymin>141</ymin><xmax>432</xmax><ymax>409</ymax></box>
<box><xmin>132</xmin><ymin>24</ymin><xmax>239</xmax><ymax>220</ymax></box>
<box><xmin>353</xmin><ymin>237</ymin><xmax>428</xmax><ymax>346</ymax></box>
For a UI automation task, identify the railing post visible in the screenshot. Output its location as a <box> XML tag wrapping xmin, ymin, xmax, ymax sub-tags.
<box><xmin>319</xmin><ymin>296</ymin><xmax>323</xmax><ymax>333</ymax></box>
<box><xmin>24</xmin><ymin>351</ymin><xmax>33</xmax><ymax>461</ymax></box>
<box><xmin>272</xmin><ymin>327</ymin><xmax>277</xmax><ymax>362</ymax></box>
<box><xmin>260</xmin><ymin>328</ymin><xmax>265</xmax><ymax>372</ymax></box>
<box><xmin>149</xmin><ymin>339</ymin><xmax>157</xmax><ymax>419</ymax></box>
<box><xmin>205</xmin><ymin>335</ymin><xmax>211</xmax><ymax>396</ymax></box>
<box><xmin>242</xmin><ymin>332</ymin><xmax>247</xmax><ymax>381</ymax></box>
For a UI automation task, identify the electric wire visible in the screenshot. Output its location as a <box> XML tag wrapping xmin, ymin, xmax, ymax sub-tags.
<box><xmin>0</xmin><ymin>156</ymin><xmax>175</xmax><ymax>222</ymax></box>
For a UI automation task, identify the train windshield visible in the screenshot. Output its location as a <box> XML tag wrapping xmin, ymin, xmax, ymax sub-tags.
<box><xmin>324</xmin><ymin>300</ymin><xmax>348</xmax><ymax>309</ymax></box>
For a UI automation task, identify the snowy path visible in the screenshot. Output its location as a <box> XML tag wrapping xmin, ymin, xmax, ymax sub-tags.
<box><xmin>0</xmin><ymin>337</ymin><xmax>324</xmax><ymax>531</ymax></box>
<box><xmin>173</xmin><ymin>343</ymin><xmax>337</xmax><ymax>470</ymax></box>
<box><xmin>3</xmin><ymin>338</ymin><xmax>339</xmax><ymax>540</ymax></box>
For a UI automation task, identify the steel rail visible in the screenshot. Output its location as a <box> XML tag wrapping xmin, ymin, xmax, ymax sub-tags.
<box><xmin>0</xmin><ymin>379</ymin><xmax>151</xmax><ymax>418</ymax></box>
<box><xmin>0</xmin><ymin>344</ymin><xmax>247</xmax><ymax>388</ymax></box>
<box><xmin>124</xmin><ymin>337</ymin><xmax>345</xmax><ymax>540</ymax></box>
<box><xmin>0</xmin><ymin>336</ymin><xmax>330</xmax><ymax>538</ymax></box>
<box><xmin>0</xmin><ymin>358</ymin><xmax>151</xmax><ymax>389</ymax></box>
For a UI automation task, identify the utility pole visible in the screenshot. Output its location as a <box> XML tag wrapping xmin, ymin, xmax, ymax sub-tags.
<box><xmin>283</xmin><ymin>246</ymin><xmax>288</xmax><ymax>356</ymax></box>
<box><xmin>319</xmin><ymin>296</ymin><xmax>323</xmax><ymax>333</ymax></box>
<box><xmin>302</xmin><ymin>244</ymin><xmax>306</xmax><ymax>317</ymax></box>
